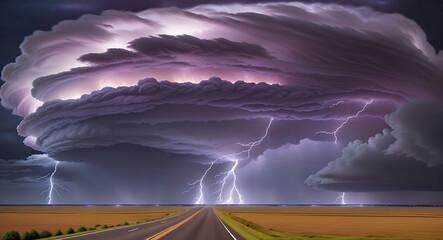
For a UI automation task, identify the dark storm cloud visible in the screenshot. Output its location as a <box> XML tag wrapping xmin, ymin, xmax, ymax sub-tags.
<box><xmin>27</xmin><ymin>7</ymin><xmax>443</xmax><ymax>105</ymax></box>
<box><xmin>384</xmin><ymin>100</ymin><xmax>443</xmax><ymax>167</ymax></box>
<box><xmin>78</xmin><ymin>48</ymin><xmax>141</xmax><ymax>64</ymax></box>
<box><xmin>79</xmin><ymin>35</ymin><xmax>272</xmax><ymax>64</ymax></box>
<box><xmin>0</xmin><ymin>154</ymin><xmax>54</xmax><ymax>184</ymax></box>
<box><xmin>19</xmin><ymin>77</ymin><xmax>389</xmax><ymax>157</ymax></box>
<box><xmin>3</xmin><ymin>2</ymin><xmax>443</xmax><ymax>116</ymax></box>
<box><xmin>3</xmin><ymin>1</ymin><xmax>442</xmax><ymax>181</ymax></box>
<box><xmin>306</xmin><ymin>99</ymin><xmax>443</xmax><ymax>191</ymax></box>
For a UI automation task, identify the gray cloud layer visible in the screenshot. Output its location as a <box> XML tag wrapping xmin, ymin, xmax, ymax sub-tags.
<box><xmin>19</xmin><ymin>77</ymin><xmax>387</xmax><ymax>159</ymax></box>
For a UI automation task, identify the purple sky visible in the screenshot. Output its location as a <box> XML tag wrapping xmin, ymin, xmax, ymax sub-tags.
<box><xmin>1</xmin><ymin>1</ymin><xmax>442</xmax><ymax>204</ymax></box>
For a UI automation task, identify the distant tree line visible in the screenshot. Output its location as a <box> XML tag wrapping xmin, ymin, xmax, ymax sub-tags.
<box><xmin>0</xmin><ymin>221</ymin><xmax>133</xmax><ymax>240</ymax></box>
<box><xmin>0</xmin><ymin>214</ymin><xmax>173</xmax><ymax>240</ymax></box>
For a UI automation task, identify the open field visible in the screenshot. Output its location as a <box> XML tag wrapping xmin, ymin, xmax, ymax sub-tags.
<box><xmin>216</xmin><ymin>207</ymin><xmax>443</xmax><ymax>240</ymax></box>
<box><xmin>0</xmin><ymin>206</ymin><xmax>186</xmax><ymax>235</ymax></box>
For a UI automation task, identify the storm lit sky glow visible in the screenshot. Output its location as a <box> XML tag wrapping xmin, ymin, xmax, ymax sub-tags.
<box><xmin>1</xmin><ymin>1</ymin><xmax>443</xmax><ymax>204</ymax></box>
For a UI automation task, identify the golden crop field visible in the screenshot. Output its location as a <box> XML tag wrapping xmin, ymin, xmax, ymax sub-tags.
<box><xmin>0</xmin><ymin>206</ymin><xmax>186</xmax><ymax>235</ymax></box>
<box><xmin>217</xmin><ymin>207</ymin><xmax>443</xmax><ymax>240</ymax></box>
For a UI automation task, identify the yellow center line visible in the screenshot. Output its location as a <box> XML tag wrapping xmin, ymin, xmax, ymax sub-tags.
<box><xmin>146</xmin><ymin>207</ymin><xmax>205</xmax><ymax>240</ymax></box>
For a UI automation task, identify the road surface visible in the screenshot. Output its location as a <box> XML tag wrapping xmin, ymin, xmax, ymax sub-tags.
<box><xmin>58</xmin><ymin>207</ymin><xmax>245</xmax><ymax>240</ymax></box>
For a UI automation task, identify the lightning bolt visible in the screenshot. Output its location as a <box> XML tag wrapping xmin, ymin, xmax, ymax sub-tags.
<box><xmin>40</xmin><ymin>161</ymin><xmax>69</xmax><ymax>205</ymax></box>
<box><xmin>329</xmin><ymin>100</ymin><xmax>345</xmax><ymax>108</ymax></box>
<box><xmin>184</xmin><ymin>161</ymin><xmax>215</xmax><ymax>204</ymax></box>
<box><xmin>214</xmin><ymin>160</ymin><xmax>244</xmax><ymax>204</ymax></box>
<box><xmin>236</xmin><ymin>118</ymin><xmax>273</xmax><ymax>159</ymax></box>
<box><xmin>47</xmin><ymin>161</ymin><xmax>59</xmax><ymax>204</ymax></box>
<box><xmin>316</xmin><ymin>99</ymin><xmax>373</xmax><ymax>144</ymax></box>
<box><xmin>336</xmin><ymin>192</ymin><xmax>346</xmax><ymax>205</ymax></box>
<box><xmin>215</xmin><ymin>118</ymin><xmax>273</xmax><ymax>204</ymax></box>
<box><xmin>185</xmin><ymin>118</ymin><xmax>273</xmax><ymax>204</ymax></box>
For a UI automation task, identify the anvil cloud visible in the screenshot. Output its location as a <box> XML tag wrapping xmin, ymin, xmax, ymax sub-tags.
<box><xmin>1</xmin><ymin>2</ymin><xmax>443</xmax><ymax>203</ymax></box>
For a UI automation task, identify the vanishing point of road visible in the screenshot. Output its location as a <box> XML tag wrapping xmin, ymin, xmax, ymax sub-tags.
<box><xmin>58</xmin><ymin>207</ymin><xmax>245</xmax><ymax>240</ymax></box>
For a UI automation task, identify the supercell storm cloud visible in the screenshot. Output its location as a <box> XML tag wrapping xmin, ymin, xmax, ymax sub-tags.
<box><xmin>1</xmin><ymin>2</ymin><xmax>443</xmax><ymax>204</ymax></box>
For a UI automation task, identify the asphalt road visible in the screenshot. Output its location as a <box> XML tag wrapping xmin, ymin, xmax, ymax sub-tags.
<box><xmin>58</xmin><ymin>207</ymin><xmax>245</xmax><ymax>240</ymax></box>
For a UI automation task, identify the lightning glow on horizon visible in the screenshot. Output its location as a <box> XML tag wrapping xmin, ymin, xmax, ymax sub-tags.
<box><xmin>316</xmin><ymin>100</ymin><xmax>374</xmax><ymax>144</ymax></box>
<box><xmin>185</xmin><ymin>118</ymin><xmax>273</xmax><ymax>204</ymax></box>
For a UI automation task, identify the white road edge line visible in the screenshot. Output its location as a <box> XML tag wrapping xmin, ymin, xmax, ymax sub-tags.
<box><xmin>128</xmin><ymin>228</ymin><xmax>139</xmax><ymax>232</ymax></box>
<box><xmin>161</xmin><ymin>221</ymin><xmax>167</xmax><ymax>223</ymax></box>
<box><xmin>214</xmin><ymin>210</ymin><xmax>237</xmax><ymax>240</ymax></box>
<box><xmin>55</xmin><ymin>209</ymin><xmax>192</xmax><ymax>240</ymax></box>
